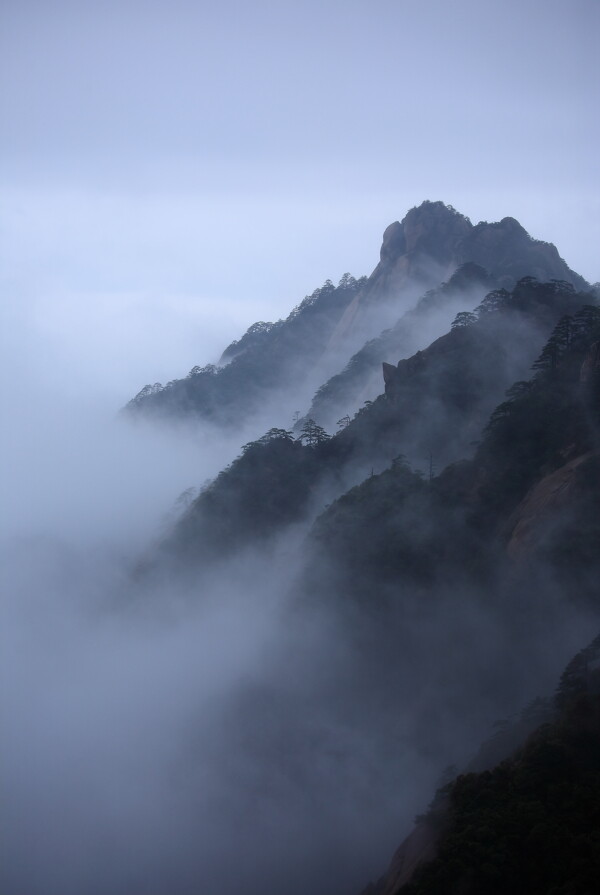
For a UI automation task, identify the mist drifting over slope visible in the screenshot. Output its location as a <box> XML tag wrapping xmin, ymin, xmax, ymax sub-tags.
<box><xmin>0</xmin><ymin>256</ymin><xmax>454</xmax><ymax>894</ymax></box>
<box><xmin>3</xmin><ymin>1</ymin><xmax>599</xmax><ymax>884</ymax></box>
<box><xmin>3</xmin><ymin>411</ymin><xmax>592</xmax><ymax>895</ymax></box>
<box><xmin>3</xmin><ymin>217</ymin><xmax>599</xmax><ymax>895</ymax></box>
<box><xmin>1</xmin><ymin>383</ymin><xmax>439</xmax><ymax>895</ymax></box>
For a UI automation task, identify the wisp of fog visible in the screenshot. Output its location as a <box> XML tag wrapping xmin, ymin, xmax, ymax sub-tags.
<box><xmin>2</xmin><ymin>275</ymin><xmax>595</xmax><ymax>895</ymax></box>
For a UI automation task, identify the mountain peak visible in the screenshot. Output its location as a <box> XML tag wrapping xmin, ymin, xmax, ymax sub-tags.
<box><xmin>401</xmin><ymin>201</ymin><xmax>473</xmax><ymax>263</ymax></box>
<box><xmin>498</xmin><ymin>215</ymin><xmax>525</xmax><ymax>230</ymax></box>
<box><xmin>378</xmin><ymin>201</ymin><xmax>473</xmax><ymax>267</ymax></box>
<box><xmin>402</xmin><ymin>199</ymin><xmax>470</xmax><ymax>223</ymax></box>
<box><xmin>374</xmin><ymin>201</ymin><xmax>588</xmax><ymax>292</ymax></box>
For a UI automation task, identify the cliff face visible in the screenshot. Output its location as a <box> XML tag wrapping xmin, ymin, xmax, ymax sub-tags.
<box><xmin>366</xmin><ymin>820</ymin><xmax>443</xmax><ymax>895</ymax></box>
<box><xmin>376</xmin><ymin>202</ymin><xmax>472</xmax><ymax>278</ymax></box>
<box><xmin>506</xmin><ymin>451</ymin><xmax>597</xmax><ymax>561</ymax></box>
<box><xmin>327</xmin><ymin>203</ymin><xmax>473</xmax><ymax>349</ymax></box>
<box><xmin>305</xmin><ymin>262</ymin><xmax>495</xmax><ymax>430</ymax></box>
<box><xmin>126</xmin><ymin>201</ymin><xmax>589</xmax><ymax>429</ymax></box>
<box><xmin>326</xmin><ymin>201</ymin><xmax>587</xmax><ymax>352</ymax></box>
<box><xmin>580</xmin><ymin>340</ymin><xmax>600</xmax><ymax>383</ymax></box>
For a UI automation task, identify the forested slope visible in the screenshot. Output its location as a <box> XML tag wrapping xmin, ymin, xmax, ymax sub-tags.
<box><xmin>364</xmin><ymin>635</ymin><xmax>600</xmax><ymax>895</ymax></box>
<box><xmin>126</xmin><ymin>202</ymin><xmax>588</xmax><ymax>430</ymax></box>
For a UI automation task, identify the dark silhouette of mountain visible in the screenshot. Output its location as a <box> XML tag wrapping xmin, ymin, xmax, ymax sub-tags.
<box><xmin>128</xmin><ymin>215</ymin><xmax>599</xmax><ymax>895</ymax></box>
<box><xmin>302</xmin><ymin>298</ymin><xmax>600</xmax><ymax>613</ymax></box>
<box><xmin>301</xmin><ymin>262</ymin><xmax>496</xmax><ymax>431</ymax></box>
<box><xmin>125</xmin><ymin>202</ymin><xmax>588</xmax><ymax>428</ymax></box>
<box><xmin>363</xmin><ymin>634</ymin><xmax>600</xmax><ymax>895</ymax></box>
<box><xmin>153</xmin><ymin>278</ymin><xmax>596</xmax><ymax>577</ymax></box>
<box><xmin>126</xmin><ymin>274</ymin><xmax>365</xmax><ymax>425</ymax></box>
<box><xmin>327</xmin><ymin>203</ymin><xmax>585</xmax><ymax>348</ymax></box>
<box><xmin>303</xmin><ymin>202</ymin><xmax>589</xmax><ymax>427</ymax></box>
<box><xmin>148</xmin><ymin>285</ymin><xmax>599</xmax><ymax>895</ymax></box>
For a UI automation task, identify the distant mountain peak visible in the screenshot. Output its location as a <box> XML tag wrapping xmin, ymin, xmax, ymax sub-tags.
<box><xmin>380</xmin><ymin>201</ymin><xmax>472</xmax><ymax>266</ymax></box>
<box><xmin>126</xmin><ymin>200</ymin><xmax>589</xmax><ymax>427</ymax></box>
<box><xmin>372</xmin><ymin>201</ymin><xmax>587</xmax><ymax>296</ymax></box>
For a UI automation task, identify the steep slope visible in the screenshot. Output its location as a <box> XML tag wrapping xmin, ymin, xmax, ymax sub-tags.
<box><xmin>130</xmin><ymin>256</ymin><xmax>599</xmax><ymax>895</ymax></box>
<box><xmin>320</xmin><ymin>277</ymin><xmax>594</xmax><ymax>478</ymax></box>
<box><xmin>305</xmin><ymin>300</ymin><xmax>600</xmax><ymax>614</ymax></box>
<box><xmin>325</xmin><ymin>201</ymin><xmax>587</xmax><ymax>353</ymax></box>
<box><xmin>303</xmin><ymin>263</ymin><xmax>495</xmax><ymax>430</ymax></box>
<box><xmin>152</xmin><ymin>280</ymin><xmax>597</xmax><ymax>584</ymax></box>
<box><xmin>126</xmin><ymin>274</ymin><xmax>365</xmax><ymax>426</ymax></box>
<box><xmin>125</xmin><ymin>201</ymin><xmax>587</xmax><ymax>429</ymax></box>
<box><xmin>307</xmin><ymin>204</ymin><xmax>589</xmax><ymax>428</ymax></box>
<box><xmin>157</xmin><ymin>305</ymin><xmax>600</xmax><ymax>895</ymax></box>
<box><xmin>364</xmin><ymin>634</ymin><xmax>600</xmax><ymax>895</ymax></box>
<box><xmin>162</xmin><ymin>431</ymin><xmax>324</xmax><ymax>567</ymax></box>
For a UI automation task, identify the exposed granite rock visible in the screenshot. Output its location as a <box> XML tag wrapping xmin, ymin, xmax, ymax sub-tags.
<box><xmin>358</xmin><ymin>816</ymin><xmax>444</xmax><ymax>895</ymax></box>
<box><xmin>401</xmin><ymin>202</ymin><xmax>472</xmax><ymax>264</ymax></box>
<box><xmin>380</xmin><ymin>221</ymin><xmax>406</xmax><ymax>263</ymax></box>
<box><xmin>580</xmin><ymin>340</ymin><xmax>600</xmax><ymax>383</ymax></box>
<box><xmin>378</xmin><ymin>818</ymin><xmax>445</xmax><ymax>895</ymax></box>
<box><xmin>382</xmin><ymin>362</ymin><xmax>397</xmax><ymax>386</ymax></box>
<box><xmin>506</xmin><ymin>452</ymin><xmax>597</xmax><ymax>560</ymax></box>
<box><xmin>305</xmin><ymin>262</ymin><xmax>495</xmax><ymax>429</ymax></box>
<box><xmin>328</xmin><ymin>201</ymin><xmax>588</xmax><ymax>351</ymax></box>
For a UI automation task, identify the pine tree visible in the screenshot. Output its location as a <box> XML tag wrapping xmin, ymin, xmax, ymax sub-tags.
<box><xmin>532</xmin><ymin>315</ymin><xmax>574</xmax><ymax>376</ymax></box>
<box><xmin>451</xmin><ymin>311</ymin><xmax>477</xmax><ymax>328</ymax></box>
<box><xmin>475</xmin><ymin>288</ymin><xmax>510</xmax><ymax>316</ymax></box>
<box><xmin>298</xmin><ymin>418</ymin><xmax>330</xmax><ymax>446</ymax></box>
<box><xmin>258</xmin><ymin>428</ymin><xmax>294</xmax><ymax>444</ymax></box>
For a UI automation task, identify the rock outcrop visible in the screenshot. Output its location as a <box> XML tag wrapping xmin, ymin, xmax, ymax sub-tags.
<box><xmin>126</xmin><ymin>200</ymin><xmax>590</xmax><ymax>431</ymax></box>
<box><xmin>327</xmin><ymin>201</ymin><xmax>588</xmax><ymax>351</ymax></box>
<box><xmin>506</xmin><ymin>451</ymin><xmax>598</xmax><ymax>561</ymax></box>
<box><xmin>377</xmin><ymin>818</ymin><xmax>444</xmax><ymax>895</ymax></box>
<box><xmin>305</xmin><ymin>262</ymin><xmax>494</xmax><ymax>429</ymax></box>
<box><xmin>580</xmin><ymin>340</ymin><xmax>600</xmax><ymax>383</ymax></box>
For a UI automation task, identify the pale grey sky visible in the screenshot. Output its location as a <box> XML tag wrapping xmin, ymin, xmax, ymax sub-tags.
<box><xmin>1</xmin><ymin>0</ymin><xmax>598</xmax><ymax>399</ymax></box>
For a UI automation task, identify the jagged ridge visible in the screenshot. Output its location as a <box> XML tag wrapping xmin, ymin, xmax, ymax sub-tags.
<box><xmin>125</xmin><ymin>201</ymin><xmax>589</xmax><ymax>429</ymax></box>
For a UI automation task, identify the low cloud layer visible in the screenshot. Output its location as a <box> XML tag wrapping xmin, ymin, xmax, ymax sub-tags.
<box><xmin>3</xmin><ymin>350</ymin><xmax>595</xmax><ymax>895</ymax></box>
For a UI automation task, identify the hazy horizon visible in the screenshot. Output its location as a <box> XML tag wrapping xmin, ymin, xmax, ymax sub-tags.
<box><xmin>2</xmin><ymin>0</ymin><xmax>599</xmax><ymax>405</ymax></box>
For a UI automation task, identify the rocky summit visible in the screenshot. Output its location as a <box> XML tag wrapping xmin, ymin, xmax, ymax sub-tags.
<box><xmin>122</xmin><ymin>201</ymin><xmax>599</xmax><ymax>895</ymax></box>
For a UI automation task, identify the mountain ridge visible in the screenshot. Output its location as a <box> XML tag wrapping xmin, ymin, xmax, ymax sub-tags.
<box><xmin>125</xmin><ymin>207</ymin><xmax>600</xmax><ymax>895</ymax></box>
<box><xmin>125</xmin><ymin>201</ymin><xmax>589</xmax><ymax>430</ymax></box>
